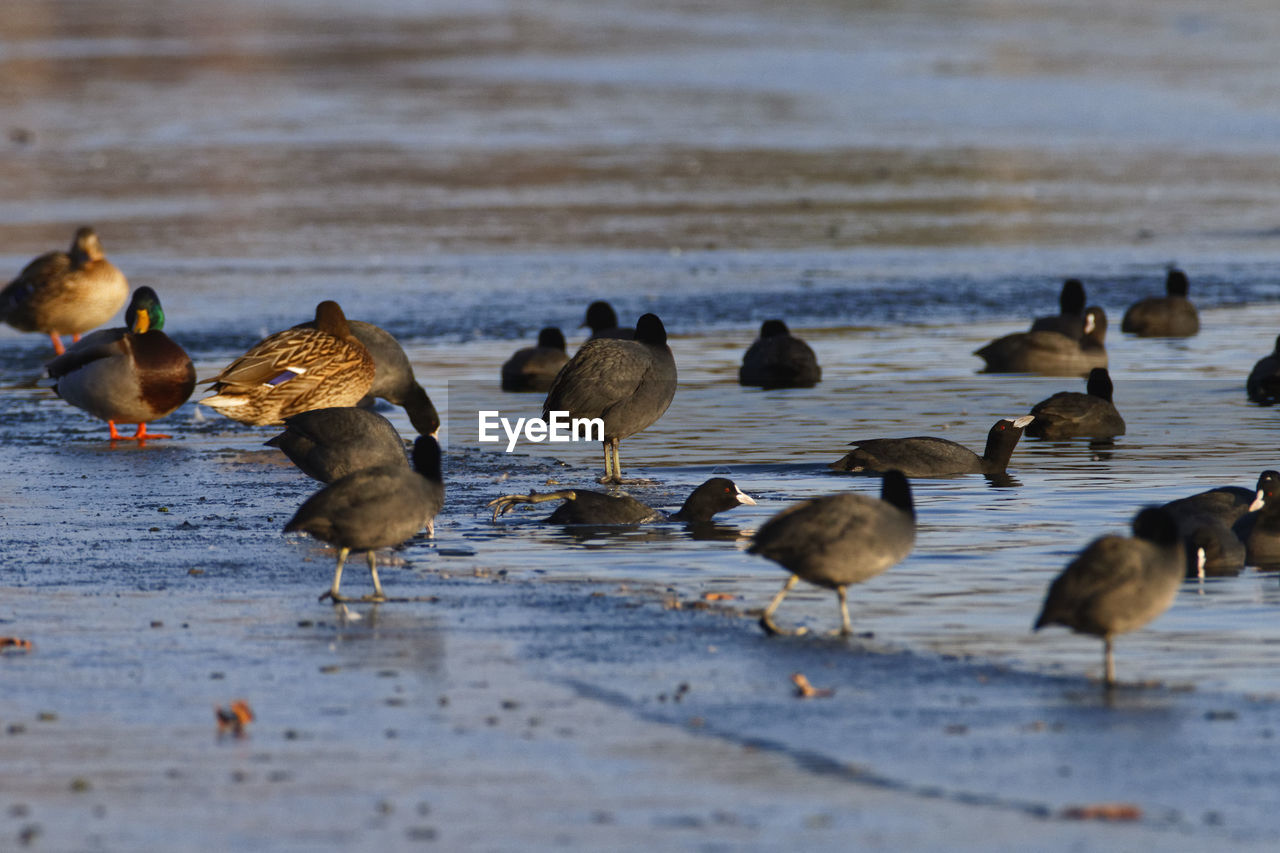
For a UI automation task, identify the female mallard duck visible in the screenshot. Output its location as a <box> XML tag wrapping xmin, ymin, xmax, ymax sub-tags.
<box><xmin>46</xmin><ymin>286</ymin><xmax>195</xmax><ymax>441</ymax></box>
<box><xmin>199</xmin><ymin>301</ymin><xmax>375</xmax><ymax>426</ymax></box>
<box><xmin>1</xmin><ymin>226</ymin><xmax>129</xmax><ymax>355</ymax></box>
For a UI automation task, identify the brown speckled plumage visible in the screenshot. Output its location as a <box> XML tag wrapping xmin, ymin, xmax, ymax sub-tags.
<box><xmin>1</xmin><ymin>226</ymin><xmax>129</xmax><ymax>354</ymax></box>
<box><xmin>199</xmin><ymin>301</ymin><xmax>375</xmax><ymax>426</ymax></box>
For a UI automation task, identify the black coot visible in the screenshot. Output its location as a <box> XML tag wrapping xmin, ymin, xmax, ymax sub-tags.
<box><xmin>543</xmin><ymin>313</ymin><xmax>677</xmax><ymax>483</ymax></box>
<box><xmin>975</xmin><ymin>306</ymin><xmax>1108</xmax><ymax>376</ymax></box>
<box><xmin>284</xmin><ymin>436</ymin><xmax>444</xmax><ymax>602</ymax></box>
<box><xmin>750</xmin><ymin>471</ymin><xmax>915</xmax><ymax>637</ymax></box>
<box><xmin>1026</xmin><ymin>368</ymin><xmax>1125</xmax><ymax>439</ymax></box>
<box><xmin>1121</xmin><ymin>269</ymin><xmax>1199</xmax><ymax>337</ymax></box>
<box><xmin>1246</xmin><ymin>335</ymin><xmax>1280</xmax><ymax>405</ymax></box>
<box><xmin>502</xmin><ymin>327</ymin><xmax>569</xmax><ymax>392</ymax></box>
<box><xmin>1164</xmin><ymin>470</ymin><xmax>1279</xmax><ymax>535</ymax></box>
<box><xmin>1034</xmin><ymin>507</ymin><xmax>1186</xmax><ymax>687</ymax></box>
<box><xmin>267</xmin><ymin>406</ymin><xmax>407</xmax><ymax>483</ymax></box>
<box><xmin>1185</xmin><ymin>523</ymin><xmax>1245</xmax><ymax>578</ymax></box>
<box><xmin>738</xmin><ymin>320</ymin><xmax>822</xmax><ymax>389</ymax></box>
<box><xmin>487</xmin><ymin>477</ymin><xmax>754</xmax><ymax>524</ymax></box>
<box><xmin>1029</xmin><ymin>278</ymin><xmax>1087</xmax><ymax>337</ymax></box>
<box><xmin>830</xmin><ymin>416</ymin><xmax>1034</xmax><ymax>477</ymax></box>
<box><xmin>581</xmin><ymin>301</ymin><xmax>634</xmax><ymax>340</ymax></box>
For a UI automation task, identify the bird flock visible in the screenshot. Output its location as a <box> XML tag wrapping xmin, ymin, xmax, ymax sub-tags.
<box><xmin>5</xmin><ymin>227</ymin><xmax>1280</xmax><ymax>689</ymax></box>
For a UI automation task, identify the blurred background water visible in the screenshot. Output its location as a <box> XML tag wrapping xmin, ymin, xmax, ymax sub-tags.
<box><xmin>4</xmin><ymin>0</ymin><xmax>1280</xmax><ymax>697</ymax></box>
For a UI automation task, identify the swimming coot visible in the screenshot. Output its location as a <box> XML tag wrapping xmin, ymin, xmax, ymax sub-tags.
<box><xmin>1185</xmin><ymin>523</ymin><xmax>1245</xmax><ymax>578</ymax></box>
<box><xmin>1121</xmin><ymin>269</ymin><xmax>1199</xmax><ymax>337</ymax></box>
<box><xmin>46</xmin><ymin>286</ymin><xmax>195</xmax><ymax>442</ymax></box>
<box><xmin>830</xmin><ymin>415</ymin><xmax>1034</xmax><ymax>478</ymax></box>
<box><xmin>487</xmin><ymin>477</ymin><xmax>754</xmax><ymax>524</ymax></box>
<box><xmin>738</xmin><ymin>320</ymin><xmax>822</xmax><ymax>389</ymax></box>
<box><xmin>1246</xmin><ymin>335</ymin><xmax>1280</xmax><ymax>405</ymax></box>
<box><xmin>1163</xmin><ymin>470</ymin><xmax>1279</xmax><ymax>535</ymax></box>
<box><xmin>1245</xmin><ymin>496</ymin><xmax>1280</xmax><ymax>570</ymax></box>
<box><xmin>0</xmin><ymin>226</ymin><xmax>129</xmax><ymax>355</ymax></box>
<box><xmin>1034</xmin><ymin>507</ymin><xmax>1186</xmax><ymax>687</ymax></box>
<box><xmin>581</xmin><ymin>301</ymin><xmax>634</xmax><ymax>341</ymax></box>
<box><xmin>502</xmin><ymin>327</ymin><xmax>570</xmax><ymax>392</ymax></box>
<box><xmin>750</xmin><ymin>470</ymin><xmax>915</xmax><ymax>637</ymax></box>
<box><xmin>284</xmin><ymin>435</ymin><xmax>444</xmax><ymax>602</ymax></box>
<box><xmin>200</xmin><ymin>301</ymin><xmax>375</xmax><ymax>426</ymax></box>
<box><xmin>1029</xmin><ymin>278</ymin><xmax>1087</xmax><ymax>338</ymax></box>
<box><xmin>975</xmin><ymin>306</ymin><xmax>1108</xmax><ymax>376</ymax></box>
<box><xmin>543</xmin><ymin>312</ymin><xmax>677</xmax><ymax>483</ymax></box>
<box><xmin>1025</xmin><ymin>368</ymin><xmax>1125</xmax><ymax>439</ymax></box>
<box><xmin>267</xmin><ymin>406</ymin><xmax>408</xmax><ymax>483</ymax></box>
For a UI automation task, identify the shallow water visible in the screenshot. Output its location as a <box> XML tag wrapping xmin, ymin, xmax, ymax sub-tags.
<box><xmin>5</xmin><ymin>0</ymin><xmax>1280</xmax><ymax>846</ymax></box>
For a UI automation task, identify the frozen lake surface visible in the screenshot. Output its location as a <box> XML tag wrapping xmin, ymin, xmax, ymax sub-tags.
<box><xmin>4</xmin><ymin>0</ymin><xmax>1280</xmax><ymax>848</ymax></box>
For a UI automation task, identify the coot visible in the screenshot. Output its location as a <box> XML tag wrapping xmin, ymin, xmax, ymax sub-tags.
<box><xmin>738</xmin><ymin>320</ymin><xmax>822</xmax><ymax>389</ymax></box>
<box><xmin>267</xmin><ymin>407</ymin><xmax>408</xmax><ymax>483</ymax></box>
<box><xmin>830</xmin><ymin>416</ymin><xmax>1034</xmax><ymax>477</ymax></box>
<box><xmin>1029</xmin><ymin>278</ymin><xmax>1087</xmax><ymax>338</ymax></box>
<box><xmin>543</xmin><ymin>312</ymin><xmax>677</xmax><ymax>483</ymax></box>
<box><xmin>1121</xmin><ymin>269</ymin><xmax>1199</xmax><ymax>337</ymax></box>
<box><xmin>750</xmin><ymin>471</ymin><xmax>915</xmax><ymax>637</ymax></box>
<box><xmin>502</xmin><ymin>327</ymin><xmax>570</xmax><ymax>392</ymax></box>
<box><xmin>581</xmin><ymin>301</ymin><xmax>633</xmax><ymax>340</ymax></box>
<box><xmin>1034</xmin><ymin>507</ymin><xmax>1186</xmax><ymax>687</ymax></box>
<box><xmin>1246</xmin><ymin>335</ymin><xmax>1280</xmax><ymax>405</ymax></box>
<box><xmin>975</xmin><ymin>307</ymin><xmax>1108</xmax><ymax>376</ymax></box>
<box><xmin>1025</xmin><ymin>368</ymin><xmax>1125</xmax><ymax>439</ymax></box>
<box><xmin>487</xmin><ymin>477</ymin><xmax>754</xmax><ymax>524</ymax></box>
<box><xmin>284</xmin><ymin>435</ymin><xmax>444</xmax><ymax>602</ymax></box>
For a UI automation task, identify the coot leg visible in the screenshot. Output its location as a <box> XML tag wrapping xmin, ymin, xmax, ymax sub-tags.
<box><xmin>759</xmin><ymin>575</ymin><xmax>810</xmax><ymax>636</ymax></box>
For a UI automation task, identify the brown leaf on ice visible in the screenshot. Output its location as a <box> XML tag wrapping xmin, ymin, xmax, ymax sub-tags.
<box><xmin>791</xmin><ymin>672</ymin><xmax>834</xmax><ymax>699</ymax></box>
<box><xmin>215</xmin><ymin>700</ymin><xmax>255</xmax><ymax>737</ymax></box>
<box><xmin>1059</xmin><ymin>803</ymin><xmax>1142</xmax><ymax>822</ymax></box>
<box><xmin>0</xmin><ymin>637</ymin><xmax>32</xmax><ymax>652</ymax></box>
<box><xmin>701</xmin><ymin>592</ymin><xmax>736</xmax><ymax>601</ymax></box>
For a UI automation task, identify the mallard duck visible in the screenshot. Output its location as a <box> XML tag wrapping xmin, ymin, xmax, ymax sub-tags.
<box><xmin>199</xmin><ymin>301</ymin><xmax>375</xmax><ymax>426</ymax></box>
<box><xmin>1</xmin><ymin>226</ymin><xmax>129</xmax><ymax>355</ymax></box>
<box><xmin>284</xmin><ymin>435</ymin><xmax>444</xmax><ymax>602</ymax></box>
<box><xmin>289</xmin><ymin>317</ymin><xmax>439</xmax><ymax>435</ymax></box>
<box><xmin>46</xmin><ymin>286</ymin><xmax>195</xmax><ymax>441</ymax></box>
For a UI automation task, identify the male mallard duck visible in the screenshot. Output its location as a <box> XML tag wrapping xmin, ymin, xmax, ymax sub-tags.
<box><xmin>199</xmin><ymin>301</ymin><xmax>375</xmax><ymax>426</ymax></box>
<box><xmin>1</xmin><ymin>226</ymin><xmax>129</xmax><ymax>355</ymax></box>
<box><xmin>46</xmin><ymin>286</ymin><xmax>195</xmax><ymax>441</ymax></box>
